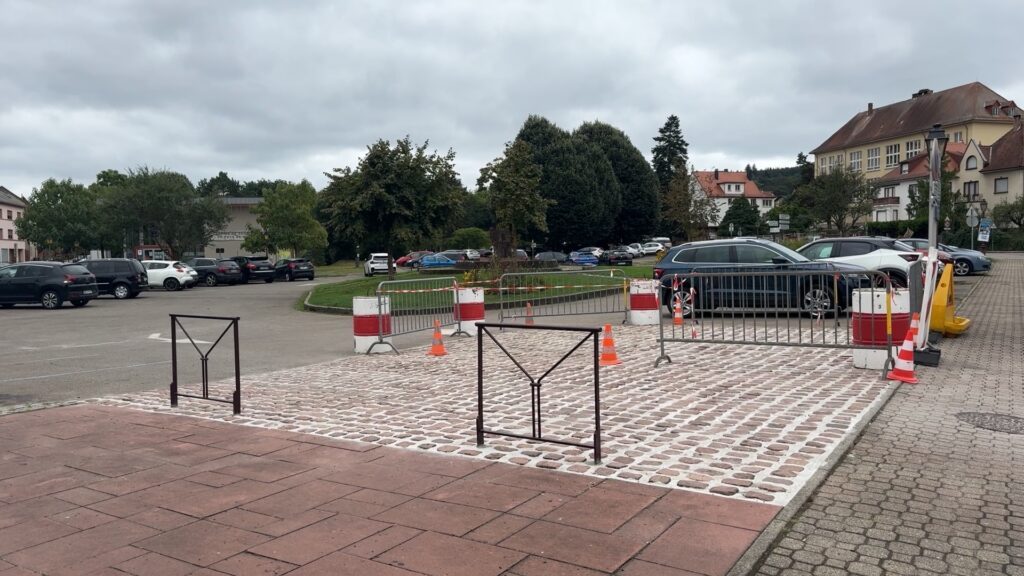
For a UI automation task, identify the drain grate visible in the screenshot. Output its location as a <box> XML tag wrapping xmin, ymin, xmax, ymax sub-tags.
<box><xmin>955</xmin><ymin>412</ymin><xmax>1024</xmax><ymax>434</ymax></box>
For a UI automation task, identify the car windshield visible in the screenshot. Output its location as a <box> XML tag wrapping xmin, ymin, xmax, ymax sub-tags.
<box><xmin>62</xmin><ymin>264</ymin><xmax>91</xmax><ymax>275</ymax></box>
<box><xmin>765</xmin><ymin>243</ymin><xmax>810</xmax><ymax>263</ymax></box>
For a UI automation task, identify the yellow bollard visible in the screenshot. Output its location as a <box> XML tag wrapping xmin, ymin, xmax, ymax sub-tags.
<box><xmin>929</xmin><ymin>264</ymin><xmax>971</xmax><ymax>336</ymax></box>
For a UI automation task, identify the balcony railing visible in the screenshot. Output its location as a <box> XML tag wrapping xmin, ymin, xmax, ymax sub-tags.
<box><xmin>873</xmin><ymin>196</ymin><xmax>900</xmax><ymax>206</ymax></box>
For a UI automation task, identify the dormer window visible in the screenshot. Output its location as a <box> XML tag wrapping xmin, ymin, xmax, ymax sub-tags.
<box><xmin>966</xmin><ymin>156</ymin><xmax>978</xmax><ymax>170</ymax></box>
<box><xmin>900</xmin><ymin>163</ymin><xmax>909</xmax><ymax>174</ymax></box>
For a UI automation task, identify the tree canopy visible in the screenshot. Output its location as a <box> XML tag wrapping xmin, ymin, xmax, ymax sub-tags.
<box><xmin>651</xmin><ymin>115</ymin><xmax>689</xmax><ymax>193</ymax></box>
<box><xmin>477</xmin><ymin>138</ymin><xmax>548</xmax><ymax>254</ymax></box>
<box><xmin>717</xmin><ymin>197</ymin><xmax>761</xmax><ymax>237</ymax></box>
<box><xmin>662</xmin><ymin>158</ymin><xmax>717</xmax><ymax>241</ymax></box>
<box><xmin>242</xmin><ymin>180</ymin><xmax>327</xmax><ymax>257</ymax></box>
<box><xmin>798</xmin><ymin>166</ymin><xmax>874</xmax><ymax>234</ymax></box>
<box><xmin>992</xmin><ymin>196</ymin><xmax>1024</xmax><ymax>229</ymax></box>
<box><xmin>16</xmin><ymin>179</ymin><xmax>100</xmax><ymax>259</ymax></box>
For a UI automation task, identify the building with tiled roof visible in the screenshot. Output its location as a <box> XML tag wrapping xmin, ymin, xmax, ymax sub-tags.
<box><xmin>872</xmin><ymin>143</ymin><xmax>967</xmax><ymax>223</ymax></box>
<box><xmin>691</xmin><ymin>169</ymin><xmax>776</xmax><ymax>223</ymax></box>
<box><xmin>0</xmin><ymin>186</ymin><xmax>30</xmax><ymax>263</ymax></box>
<box><xmin>811</xmin><ymin>82</ymin><xmax>1018</xmax><ymax>180</ymax></box>
<box><xmin>963</xmin><ymin>115</ymin><xmax>1024</xmax><ymax>215</ymax></box>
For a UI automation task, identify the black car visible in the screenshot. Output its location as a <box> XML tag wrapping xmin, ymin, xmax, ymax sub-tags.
<box><xmin>275</xmin><ymin>258</ymin><xmax>315</xmax><ymax>281</ymax></box>
<box><xmin>79</xmin><ymin>258</ymin><xmax>148</xmax><ymax>299</ymax></box>
<box><xmin>0</xmin><ymin>262</ymin><xmax>98</xmax><ymax>309</ymax></box>
<box><xmin>185</xmin><ymin>257</ymin><xmax>243</xmax><ymax>286</ymax></box>
<box><xmin>654</xmin><ymin>238</ymin><xmax>867</xmax><ymax>315</ymax></box>
<box><xmin>601</xmin><ymin>248</ymin><xmax>634</xmax><ymax>266</ymax></box>
<box><xmin>231</xmin><ymin>256</ymin><xmax>276</xmax><ymax>283</ymax></box>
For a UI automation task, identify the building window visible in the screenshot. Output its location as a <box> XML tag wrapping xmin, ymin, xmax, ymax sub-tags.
<box><xmin>875</xmin><ymin>210</ymin><xmax>887</xmax><ymax>222</ymax></box>
<box><xmin>867</xmin><ymin>148</ymin><xmax>880</xmax><ymax>171</ymax></box>
<box><xmin>905</xmin><ymin>139</ymin><xmax>921</xmax><ymax>159</ymax></box>
<box><xmin>900</xmin><ymin>163</ymin><xmax>909</xmax><ymax>174</ymax></box>
<box><xmin>995</xmin><ymin>177</ymin><xmax>1009</xmax><ymax>194</ymax></box>
<box><xmin>964</xmin><ymin>181</ymin><xmax>979</xmax><ymax>201</ymax></box>
<box><xmin>892</xmin><ymin>209</ymin><xmax>899</xmax><ymax>221</ymax></box>
<box><xmin>849</xmin><ymin>151</ymin><xmax>862</xmax><ymax>171</ymax></box>
<box><xmin>885</xmin><ymin>144</ymin><xmax>901</xmax><ymax>168</ymax></box>
<box><xmin>762</xmin><ymin>199</ymin><xmax>771</xmax><ymax>207</ymax></box>
<box><xmin>883</xmin><ymin>186</ymin><xmax>896</xmax><ymax>198</ymax></box>
<box><xmin>15</xmin><ymin>212</ymin><xmax>20</xmax><ymax>219</ymax></box>
<box><xmin>5</xmin><ymin>210</ymin><xmax>10</xmax><ymax>220</ymax></box>
<box><xmin>953</xmin><ymin>131</ymin><xmax>964</xmax><ymax>143</ymax></box>
<box><xmin>966</xmin><ymin>156</ymin><xmax>978</xmax><ymax>170</ymax></box>
<box><xmin>6</xmin><ymin>230</ymin><xmax>11</xmax><ymax>240</ymax></box>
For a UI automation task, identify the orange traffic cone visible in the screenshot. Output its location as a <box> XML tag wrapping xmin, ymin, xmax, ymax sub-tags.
<box><xmin>427</xmin><ymin>319</ymin><xmax>447</xmax><ymax>356</ymax></box>
<box><xmin>599</xmin><ymin>324</ymin><xmax>622</xmax><ymax>367</ymax></box>
<box><xmin>908</xmin><ymin>312</ymin><xmax>920</xmax><ymax>340</ymax></box>
<box><xmin>525</xmin><ymin>302</ymin><xmax>535</xmax><ymax>326</ymax></box>
<box><xmin>886</xmin><ymin>328</ymin><xmax>917</xmax><ymax>384</ymax></box>
<box><xmin>672</xmin><ymin>298</ymin><xmax>683</xmax><ymax>327</ymax></box>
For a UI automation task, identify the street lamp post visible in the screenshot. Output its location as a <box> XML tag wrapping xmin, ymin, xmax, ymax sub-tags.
<box><xmin>918</xmin><ymin>124</ymin><xmax>947</xmax><ymax>351</ymax></box>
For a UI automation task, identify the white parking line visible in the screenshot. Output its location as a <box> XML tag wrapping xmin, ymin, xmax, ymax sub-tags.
<box><xmin>16</xmin><ymin>340</ymin><xmax>135</xmax><ymax>352</ymax></box>
<box><xmin>0</xmin><ymin>361</ymin><xmax>172</xmax><ymax>384</ymax></box>
<box><xmin>7</xmin><ymin>354</ymin><xmax>102</xmax><ymax>366</ymax></box>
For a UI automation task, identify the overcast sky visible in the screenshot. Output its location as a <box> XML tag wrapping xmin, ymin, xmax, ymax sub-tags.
<box><xmin>2</xmin><ymin>0</ymin><xmax>1021</xmax><ymax>197</ymax></box>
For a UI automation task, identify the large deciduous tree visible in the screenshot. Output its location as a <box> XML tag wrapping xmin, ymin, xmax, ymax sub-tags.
<box><xmin>574</xmin><ymin>121</ymin><xmax>659</xmax><ymax>243</ymax></box>
<box><xmin>197</xmin><ymin>171</ymin><xmax>242</xmax><ymax>197</ymax></box>
<box><xmin>802</xmin><ymin>166</ymin><xmax>874</xmax><ymax>234</ymax></box>
<box><xmin>991</xmin><ymin>196</ymin><xmax>1024</xmax><ymax>228</ymax></box>
<box><xmin>477</xmin><ymin>139</ymin><xmax>548</xmax><ymax>255</ymax></box>
<box><xmin>717</xmin><ymin>198</ymin><xmax>762</xmax><ymax>237</ymax></box>
<box><xmin>242</xmin><ymin>180</ymin><xmax>327</xmax><ymax>257</ymax></box>
<box><xmin>663</xmin><ymin>160</ymin><xmax>718</xmax><ymax>240</ymax></box>
<box><xmin>320</xmin><ymin>137</ymin><xmax>463</xmax><ymax>277</ymax></box>
<box><xmin>16</xmin><ymin>178</ymin><xmax>100</xmax><ymax>259</ymax></box>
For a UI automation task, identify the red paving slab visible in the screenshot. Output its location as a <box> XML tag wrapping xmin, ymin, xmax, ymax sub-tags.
<box><xmin>0</xmin><ymin>405</ymin><xmax>783</xmax><ymax>574</ymax></box>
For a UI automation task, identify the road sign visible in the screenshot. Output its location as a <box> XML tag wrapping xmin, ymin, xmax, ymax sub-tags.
<box><xmin>769</xmin><ymin>227</ymin><xmax>781</xmax><ymax>234</ymax></box>
<box><xmin>767</xmin><ymin>220</ymin><xmax>779</xmax><ymax>227</ymax></box>
<box><xmin>980</xmin><ymin>217</ymin><xmax>993</xmax><ymax>229</ymax></box>
<box><xmin>966</xmin><ymin>208</ymin><xmax>979</xmax><ymax>228</ymax></box>
<box><xmin>978</xmin><ymin>229</ymin><xmax>991</xmax><ymax>242</ymax></box>
<box><xmin>778</xmin><ymin>213</ymin><xmax>790</xmax><ymax>222</ymax></box>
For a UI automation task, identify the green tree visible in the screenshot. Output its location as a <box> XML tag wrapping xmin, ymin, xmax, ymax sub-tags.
<box><xmin>477</xmin><ymin>139</ymin><xmax>548</xmax><ymax>254</ymax></box>
<box><xmin>717</xmin><ymin>197</ymin><xmax>761</xmax><ymax>237</ymax></box>
<box><xmin>575</xmin><ymin>121</ymin><xmax>659</xmax><ymax>243</ymax></box>
<box><xmin>992</xmin><ymin>196</ymin><xmax>1024</xmax><ymax>228</ymax></box>
<box><xmin>802</xmin><ymin>166</ymin><xmax>874</xmax><ymax>234</ymax></box>
<box><xmin>197</xmin><ymin>171</ymin><xmax>241</xmax><ymax>197</ymax></box>
<box><xmin>446</xmin><ymin>227</ymin><xmax>490</xmax><ymax>249</ymax></box>
<box><xmin>16</xmin><ymin>178</ymin><xmax>100</xmax><ymax>259</ymax></box>
<box><xmin>242</xmin><ymin>180</ymin><xmax>327</xmax><ymax>257</ymax></box>
<box><xmin>320</xmin><ymin>136</ymin><xmax>463</xmax><ymax>277</ymax></box>
<box><xmin>662</xmin><ymin>159</ymin><xmax>717</xmax><ymax>240</ymax></box>
<box><xmin>651</xmin><ymin>114</ymin><xmax>689</xmax><ymax>193</ymax></box>
<box><xmin>906</xmin><ymin>169</ymin><xmax>964</xmax><ymax>229</ymax></box>
<box><xmin>457</xmin><ymin>188</ymin><xmax>494</xmax><ymax>231</ymax></box>
<box><xmin>796</xmin><ymin>152</ymin><xmax>815</xmax><ymax>186</ymax></box>
<box><xmin>239</xmin><ymin>179</ymin><xmax>288</xmax><ymax>198</ymax></box>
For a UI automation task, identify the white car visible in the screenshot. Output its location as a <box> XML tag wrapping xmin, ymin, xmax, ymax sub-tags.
<box><xmin>141</xmin><ymin>260</ymin><xmax>198</xmax><ymax>291</ymax></box>
<box><xmin>797</xmin><ymin>242</ymin><xmax>921</xmax><ymax>288</ymax></box>
<box><xmin>641</xmin><ymin>242</ymin><xmax>664</xmax><ymax>256</ymax></box>
<box><xmin>363</xmin><ymin>253</ymin><xmax>396</xmax><ymax>276</ymax></box>
<box><xmin>624</xmin><ymin>243</ymin><xmax>642</xmax><ymax>257</ymax></box>
<box><xmin>464</xmin><ymin>249</ymin><xmax>481</xmax><ymax>260</ymax></box>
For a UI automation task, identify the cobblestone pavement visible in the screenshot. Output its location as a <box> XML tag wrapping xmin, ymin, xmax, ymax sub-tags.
<box><xmin>0</xmin><ymin>404</ymin><xmax>782</xmax><ymax>575</ymax></box>
<box><xmin>752</xmin><ymin>254</ymin><xmax>1024</xmax><ymax>575</ymax></box>
<box><xmin>94</xmin><ymin>321</ymin><xmax>891</xmax><ymax>506</ymax></box>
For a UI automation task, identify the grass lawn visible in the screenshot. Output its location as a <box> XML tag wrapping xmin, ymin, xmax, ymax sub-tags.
<box><xmin>314</xmin><ymin>260</ymin><xmax>361</xmax><ymax>277</ymax></box>
<box><xmin>302</xmin><ymin>264</ymin><xmax>654</xmax><ymax>311</ymax></box>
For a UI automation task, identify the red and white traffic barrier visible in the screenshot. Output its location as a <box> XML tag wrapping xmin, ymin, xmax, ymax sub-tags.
<box><xmin>628</xmin><ymin>279</ymin><xmax>660</xmax><ymax>325</ymax></box>
<box><xmin>850</xmin><ymin>288</ymin><xmax>910</xmax><ymax>369</ymax></box>
<box><xmin>353</xmin><ymin>296</ymin><xmax>392</xmax><ymax>354</ymax></box>
<box><xmin>454</xmin><ymin>286</ymin><xmax>485</xmax><ymax>335</ymax></box>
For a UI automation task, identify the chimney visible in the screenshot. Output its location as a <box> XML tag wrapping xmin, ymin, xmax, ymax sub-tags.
<box><xmin>912</xmin><ymin>88</ymin><xmax>933</xmax><ymax>99</ymax></box>
<box><xmin>714</xmin><ymin>168</ymin><xmax>719</xmax><ymax>179</ymax></box>
<box><xmin>868</xmin><ymin>102</ymin><xmax>873</xmax><ymax>113</ymax></box>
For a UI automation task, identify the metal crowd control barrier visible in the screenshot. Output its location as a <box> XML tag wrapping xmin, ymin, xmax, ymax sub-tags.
<box><xmin>369</xmin><ymin>276</ymin><xmax>468</xmax><ymax>353</ymax></box>
<box><xmin>655</xmin><ymin>268</ymin><xmax>896</xmax><ymax>376</ymax></box>
<box><xmin>476</xmin><ymin>322</ymin><xmax>602</xmax><ymax>463</ymax></box>
<box><xmin>497</xmin><ymin>269</ymin><xmax>629</xmax><ymax>323</ymax></box>
<box><xmin>169</xmin><ymin>314</ymin><xmax>241</xmax><ymax>414</ymax></box>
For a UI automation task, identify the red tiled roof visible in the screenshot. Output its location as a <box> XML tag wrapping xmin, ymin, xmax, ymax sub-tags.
<box><xmin>811</xmin><ymin>82</ymin><xmax>1015</xmax><ymax>155</ymax></box>
<box><xmin>693</xmin><ymin>171</ymin><xmax>776</xmax><ymax>199</ymax></box>
<box><xmin>981</xmin><ymin>118</ymin><xmax>1024</xmax><ymax>173</ymax></box>
<box><xmin>875</xmin><ymin>142</ymin><xmax>967</xmax><ymax>184</ymax></box>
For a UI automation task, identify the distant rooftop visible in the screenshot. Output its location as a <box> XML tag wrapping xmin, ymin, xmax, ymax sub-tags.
<box><xmin>221</xmin><ymin>197</ymin><xmax>263</xmax><ymax>206</ymax></box>
<box><xmin>0</xmin><ymin>186</ymin><xmax>27</xmax><ymax>208</ymax></box>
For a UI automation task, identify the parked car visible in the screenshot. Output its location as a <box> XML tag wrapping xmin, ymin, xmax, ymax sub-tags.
<box><xmin>142</xmin><ymin>260</ymin><xmax>198</xmax><ymax>291</ymax></box>
<box><xmin>641</xmin><ymin>242</ymin><xmax>664</xmax><ymax>256</ymax></box>
<box><xmin>901</xmin><ymin>238</ymin><xmax>991</xmax><ymax>276</ymax></box>
<box><xmin>650</xmin><ymin>237</ymin><xmax>672</xmax><ymax>249</ymax></box>
<box><xmin>0</xmin><ymin>262</ymin><xmax>98</xmax><ymax>309</ymax></box>
<box><xmin>277</xmin><ymin>258</ymin><xmax>316</xmax><ymax>281</ymax></box>
<box><xmin>418</xmin><ymin>254</ymin><xmax>458</xmax><ymax>268</ymax></box>
<box><xmin>363</xmin><ymin>253</ymin><xmax>395</xmax><ymax>276</ymax></box>
<box><xmin>796</xmin><ymin>238</ymin><xmax>924</xmax><ymax>288</ymax></box>
<box><xmin>436</xmin><ymin>250</ymin><xmax>470</xmax><ymax>262</ymax></box>
<box><xmin>231</xmin><ymin>256</ymin><xmax>276</xmax><ymax>283</ymax></box>
<box><xmin>569</xmin><ymin>252</ymin><xmax>599</xmax><ymax>267</ymax></box>
<box><xmin>464</xmin><ymin>249</ymin><xmax>481</xmax><ymax>260</ymax></box>
<box><xmin>624</xmin><ymin>243</ymin><xmax>643</xmax><ymax>257</ymax></box>
<box><xmin>78</xmin><ymin>258</ymin><xmax>148</xmax><ymax>299</ymax></box>
<box><xmin>576</xmin><ymin>247</ymin><xmax>604</xmax><ymax>258</ymax></box>
<box><xmin>654</xmin><ymin>238</ymin><xmax>868</xmax><ymax>315</ymax></box>
<box><xmin>397</xmin><ymin>251</ymin><xmax>433</xmax><ymax>267</ymax></box>
<box><xmin>185</xmin><ymin>257</ymin><xmax>243</xmax><ymax>286</ymax></box>
<box><xmin>535</xmin><ymin>251</ymin><xmax>569</xmax><ymax>263</ymax></box>
<box><xmin>601</xmin><ymin>248</ymin><xmax>634</xmax><ymax>266</ymax></box>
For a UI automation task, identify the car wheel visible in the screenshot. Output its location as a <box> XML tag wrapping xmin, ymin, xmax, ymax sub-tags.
<box><xmin>264</xmin><ymin>278</ymin><xmax>274</xmax><ymax>283</ymax></box>
<box><xmin>286</xmin><ymin>272</ymin><xmax>293</xmax><ymax>282</ymax></box>
<box><xmin>70</xmin><ymin>299</ymin><xmax>88</xmax><ymax>307</ymax></box>
<box><xmin>205</xmin><ymin>274</ymin><xmax>218</xmax><ymax>287</ymax></box>
<box><xmin>664</xmin><ymin>288</ymin><xmax>696</xmax><ymax>318</ymax></box>
<box><xmin>163</xmin><ymin>278</ymin><xmax>180</xmax><ymax>291</ymax></box>
<box><xmin>41</xmin><ymin>289</ymin><xmax>63</xmax><ymax>309</ymax></box>
<box><xmin>309</xmin><ymin>274</ymin><xmax>315</xmax><ymax>280</ymax></box>
<box><xmin>953</xmin><ymin>259</ymin><xmax>972</xmax><ymax>276</ymax></box>
<box><xmin>802</xmin><ymin>284</ymin><xmax>835</xmax><ymax>317</ymax></box>
<box><xmin>112</xmin><ymin>283</ymin><xmax>130</xmax><ymax>300</ymax></box>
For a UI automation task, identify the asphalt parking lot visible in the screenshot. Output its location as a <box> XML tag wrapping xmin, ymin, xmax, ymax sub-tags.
<box><xmin>0</xmin><ymin>276</ymin><xmax>364</xmax><ymax>408</ymax></box>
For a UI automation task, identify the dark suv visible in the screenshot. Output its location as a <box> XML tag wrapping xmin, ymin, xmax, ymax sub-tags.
<box><xmin>231</xmin><ymin>256</ymin><xmax>275</xmax><ymax>283</ymax></box>
<box><xmin>274</xmin><ymin>258</ymin><xmax>315</xmax><ymax>281</ymax></box>
<box><xmin>185</xmin><ymin>258</ymin><xmax>242</xmax><ymax>286</ymax></box>
<box><xmin>0</xmin><ymin>262</ymin><xmax>98</xmax><ymax>309</ymax></box>
<box><xmin>654</xmin><ymin>238</ymin><xmax>867</xmax><ymax>315</ymax></box>
<box><xmin>79</xmin><ymin>258</ymin><xmax>148</xmax><ymax>299</ymax></box>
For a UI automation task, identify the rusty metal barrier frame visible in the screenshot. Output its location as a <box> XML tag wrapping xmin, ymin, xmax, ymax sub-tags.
<box><xmin>476</xmin><ymin>322</ymin><xmax>602</xmax><ymax>463</ymax></box>
<box><xmin>654</xmin><ymin>268</ymin><xmax>896</xmax><ymax>377</ymax></box>
<box><xmin>497</xmin><ymin>269</ymin><xmax>629</xmax><ymax>324</ymax></box>
<box><xmin>369</xmin><ymin>276</ymin><xmax>468</xmax><ymax>354</ymax></box>
<box><xmin>169</xmin><ymin>314</ymin><xmax>241</xmax><ymax>414</ymax></box>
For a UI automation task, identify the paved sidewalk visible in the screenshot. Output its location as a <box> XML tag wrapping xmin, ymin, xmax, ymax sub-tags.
<box><xmin>0</xmin><ymin>404</ymin><xmax>781</xmax><ymax>575</ymax></box>
<box><xmin>752</xmin><ymin>255</ymin><xmax>1024</xmax><ymax>575</ymax></box>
